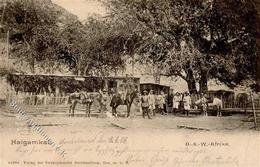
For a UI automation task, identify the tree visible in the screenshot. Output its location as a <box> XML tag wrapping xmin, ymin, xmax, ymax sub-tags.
<box><xmin>253</xmin><ymin>0</ymin><xmax>260</xmax><ymax>92</ymax></box>
<box><xmin>1</xmin><ymin>0</ymin><xmax>128</xmax><ymax>76</ymax></box>
<box><xmin>104</xmin><ymin>0</ymin><xmax>258</xmax><ymax>94</ymax></box>
<box><xmin>1</xmin><ymin>1</ymin><xmax>76</xmax><ymax>75</ymax></box>
<box><xmin>0</xmin><ymin>0</ymin><xmax>71</xmax><ymax>73</ymax></box>
<box><xmin>191</xmin><ymin>0</ymin><xmax>257</xmax><ymax>92</ymax></box>
<box><xmin>60</xmin><ymin>16</ymin><xmax>127</xmax><ymax>76</ymax></box>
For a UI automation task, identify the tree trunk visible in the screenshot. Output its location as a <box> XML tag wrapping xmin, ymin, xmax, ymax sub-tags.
<box><xmin>30</xmin><ymin>58</ymin><xmax>35</xmax><ymax>74</ymax></box>
<box><xmin>187</xmin><ymin>79</ymin><xmax>197</xmax><ymax>94</ymax></box>
<box><xmin>77</xmin><ymin>55</ymin><xmax>82</xmax><ymax>76</ymax></box>
<box><xmin>114</xmin><ymin>69</ymin><xmax>118</xmax><ymax>76</ymax></box>
<box><xmin>186</xmin><ymin>68</ymin><xmax>197</xmax><ymax>95</ymax></box>
<box><xmin>77</xmin><ymin>68</ymin><xmax>81</xmax><ymax>76</ymax></box>
<box><xmin>199</xmin><ymin>70</ymin><xmax>208</xmax><ymax>94</ymax></box>
<box><xmin>83</xmin><ymin>66</ymin><xmax>88</xmax><ymax>76</ymax></box>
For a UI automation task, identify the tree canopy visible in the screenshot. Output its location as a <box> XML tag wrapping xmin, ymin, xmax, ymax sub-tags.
<box><xmin>0</xmin><ymin>0</ymin><xmax>258</xmax><ymax>93</ymax></box>
<box><xmin>0</xmin><ymin>0</ymin><xmax>65</xmax><ymax>73</ymax></box>
<box><xmin>103</xmin><ymin>0</ymin><xmax>258</xmax><ymax>93</ymax></box>
<box><xmin>0</xmin><ymin>0</ymin><xmax>126</xmax><ymax>76</ymax></box>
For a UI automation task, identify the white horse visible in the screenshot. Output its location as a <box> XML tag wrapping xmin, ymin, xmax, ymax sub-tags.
<box><xmin>195</xmin><ymin>97</ymin><xmax>222</xmax><ymax>117</ymax></box>
<box><xmin>209</xmin><ymin>97</ymin><xmax>223</xmax><ymax>117</ymax></box>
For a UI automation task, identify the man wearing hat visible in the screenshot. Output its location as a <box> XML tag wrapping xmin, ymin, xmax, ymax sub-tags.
<box><xmin>141</xmin><ymin>90</ymin><xmax>152</xmax><ymax>119</ymax></box>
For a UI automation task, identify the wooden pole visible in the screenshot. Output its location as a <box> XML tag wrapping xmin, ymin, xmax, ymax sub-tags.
<box><xmin>1</xmin><ymin>0</ymin><xmax>6</xmax><ymax>25</ymax></box>
<box><xmin>250</xmin><ymin>91</ymin><xmax>257</xmax><ymax>130</ymax></box>
<box><xmin>132</xmin><ymin>56</ymin><xmax>134</xmax><ymax>75</ymax></box>
<box><xmin>6</xmin><ymin>30</ymin><xmax>9</xmax><ymax>63</ymax></box>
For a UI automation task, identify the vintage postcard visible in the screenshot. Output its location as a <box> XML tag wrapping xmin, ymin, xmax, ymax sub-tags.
<box><xmin>0</xmin><ymin>0</ymin><xmax>259</xmax><ymax>166</ymax></box>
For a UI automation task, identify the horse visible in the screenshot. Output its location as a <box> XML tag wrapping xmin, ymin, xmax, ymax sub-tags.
<box><xmin>110</xmin><ymin>90</ymin><xmax>139</xmax><ymax>118</ymax></box>
<box><xmin>68</xmin><ymin>91</ymin><xmax>94</xmax><ymax>117</ymax></box>
<box><xmin>209</xmin><ymin>97</ymin><xmax>223</xmax><ymax>117</ymax></box>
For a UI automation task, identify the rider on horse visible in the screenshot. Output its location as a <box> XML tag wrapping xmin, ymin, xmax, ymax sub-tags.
<box><xmin>109</xmin><ymin>86</ymin><xmax>139</xmax><ymax>118</ymax></box>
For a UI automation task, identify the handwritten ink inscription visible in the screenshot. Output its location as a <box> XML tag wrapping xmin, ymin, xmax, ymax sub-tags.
<box><xmin>11</xmin><ymin>133</ymin><xmax>240</xmax><ymax>167</ymax></box>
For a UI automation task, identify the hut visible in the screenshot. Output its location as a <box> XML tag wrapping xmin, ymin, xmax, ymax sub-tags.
<box><xmin>207</xmin><ymin>81</ymin><xmax>235</xmax><ymax>108</ymax></box>
<box><xmin>208</xmin><ymin>90</ymin><xmax>235</xmax><ymax>108</ymax></box>
<box><xmin>140</xmin><ymin>83</ymin><xmax>170</xmax><ymax>95</ymax></box>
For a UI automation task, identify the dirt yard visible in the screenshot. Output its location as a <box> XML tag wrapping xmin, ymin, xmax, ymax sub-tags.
<box><xmin>0</xmin><ymin>104</ymin><xmax>259</xmax><ymax>167</ymax></box>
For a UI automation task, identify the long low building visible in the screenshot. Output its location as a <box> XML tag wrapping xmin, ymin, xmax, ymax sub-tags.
<box><xmin>6</xmin><ymin>73</ymin><xmax>140</xmax><ymax>95</ymax></box>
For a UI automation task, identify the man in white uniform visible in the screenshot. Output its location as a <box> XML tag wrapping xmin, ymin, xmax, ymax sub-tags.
<box><xmin>183</xmin><ymin>92</ymin><xmax>191</xmax><ymax>116</ymax></box>
<box><xmin>148</xmin><ymin>90</ymin><xmax>156</xmax><ymax>117</ymax></box>
<box><xmin>173</xmin><ymin>92</ymin><xmax>181</xmax><ymax>114</ymax></box>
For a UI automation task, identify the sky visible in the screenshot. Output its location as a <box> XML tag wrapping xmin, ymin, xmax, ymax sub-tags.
<box><xmin>52</xmin><ymin>0</ymin><xmax>107</xmax><ymax>21</ymax></box>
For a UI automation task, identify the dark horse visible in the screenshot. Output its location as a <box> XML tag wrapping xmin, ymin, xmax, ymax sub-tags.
<box><xmin>68</xmin><ymin>92</ymin><xmax>94</xmax><ymax>117</ymax></box>
<box><xmin>110</xmin><ymin>90</ymin><xmax>139</xmax><ymax>118</ymax></box>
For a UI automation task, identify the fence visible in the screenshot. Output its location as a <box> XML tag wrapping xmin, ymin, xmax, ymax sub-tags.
<box><xmin>6</xmin><ymin>94</ymin><xmax>70</xmax><ymax>106</ymax></box>
<box><xmin>235</xmin><ymin>94</ymin><xmax>260</xmax><ymax>109</ymax></box>
<box><xmin>4</xmin><ymin>92</ymin><xmax>260</xmax><ymax>111</ymax></box>
<box><xmin>5</xmin><ymin>93</ymin><xmax>114</xmax><ymax>109</ymax></box>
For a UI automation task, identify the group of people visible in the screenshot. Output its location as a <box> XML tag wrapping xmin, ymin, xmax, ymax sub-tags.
<box><xmin>172</xmin><ymin>92</ymin><xmax>192</xmax><ymax>116</ymax></box>
<box><xmin>69</xmin><ymin>88</ymin><xmax>214</xmax><ymax>118</ymax></box>
<box><xmin>140</xmin><ymin>90</ymin><xmax>210</xmax><ymax>118</ymax></box>
<box><xmin>140</xmin><ymin>90</ymin><xmax>167</xmax><ymax>119</ymax></box>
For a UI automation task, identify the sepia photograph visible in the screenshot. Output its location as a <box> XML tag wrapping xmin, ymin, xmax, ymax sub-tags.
<box><xmin>0</xmin><ymin>0</ymin><xmax>259</xmax><ymax>166</ymax></box>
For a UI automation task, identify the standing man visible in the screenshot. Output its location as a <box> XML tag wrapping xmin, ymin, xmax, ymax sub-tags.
<box><xmin>148</xmin><ymin>90</ymin><xmax>156</xmax><ymax>117</ymax></box>
<box><xmin>200</xmin><ymin>93</ymin><xmax>208</xmax><ymax>116</ymax></box>
<box><xmin>183</xmin><ymin>92</ymin><xmax>191</xmax><ymax>116</ymax></box>
<box><xmin>173</xmin><ymin>92</ymin><xmax>181</xmax><ymax>114</ymax></box>
<box><xmin>157</xmin><ymin>91</ymin><xmax>166</xmax><ymax>115</ymax></box>
<box><xmin>68</xmin><ymin>89</ymin><xmax>80</xmax><ymax>114</ymax></box>
<box><xmin>110</xmin><ymin>92</ymin><xmax>122</xmax><ymax>117</ymax></box>
<box><xmin>98</xmin><ymin>89</ymin><xmax>108</xmax><ymax>113</ymax></box>
<box><xmin>141</xmin><ymin>90</ymin><xmax>152</xmax><ymax>119</ymax></box>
